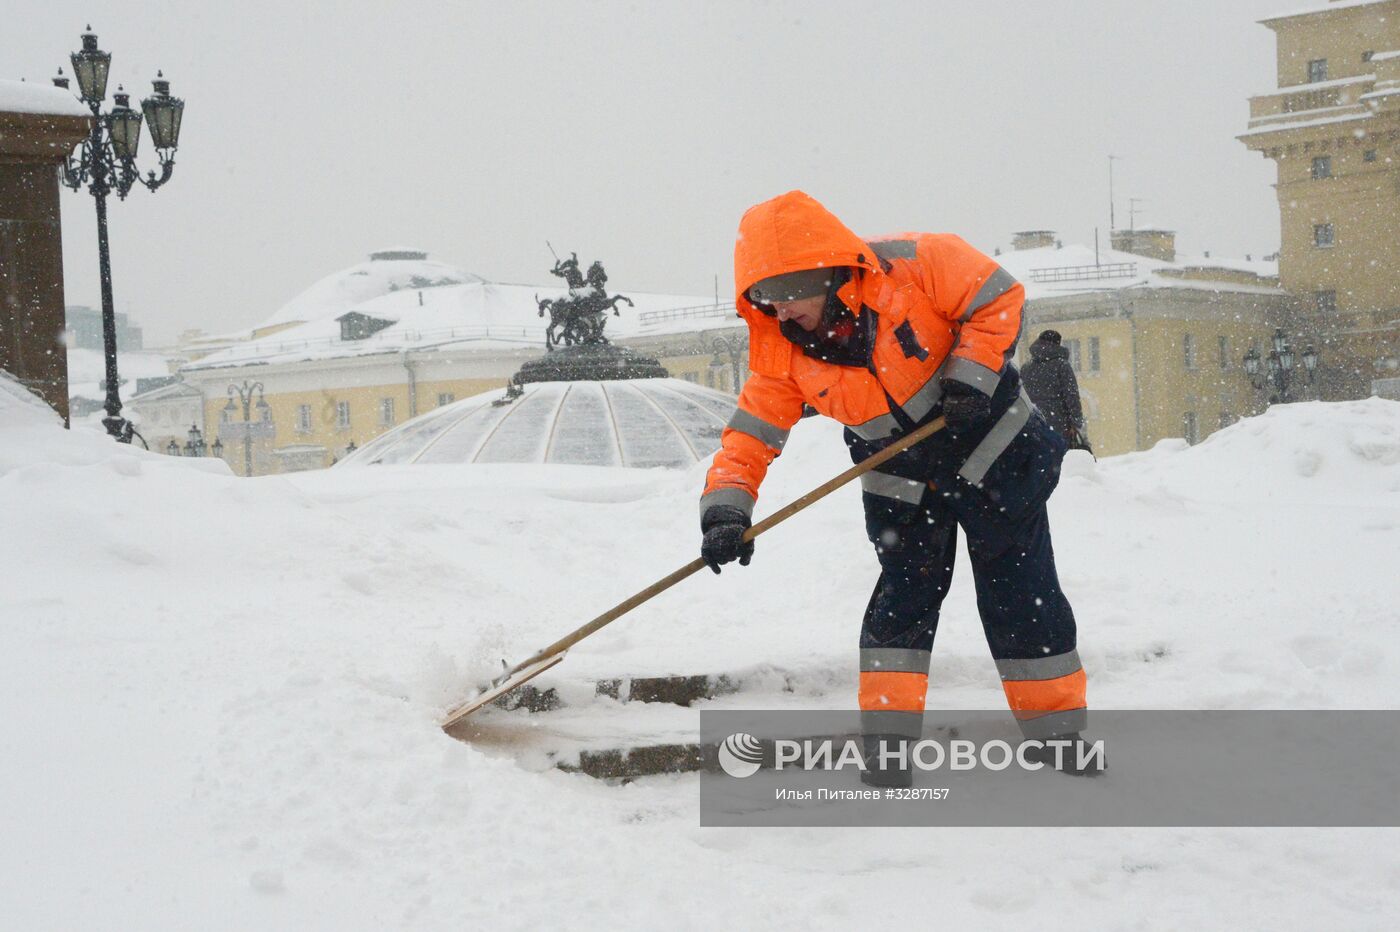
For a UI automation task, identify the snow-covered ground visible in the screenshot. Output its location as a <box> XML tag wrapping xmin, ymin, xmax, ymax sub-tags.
<box><xmin>2</xmin><ymin>368</ymin><xmax>1398</xmax><ymax>929</ymax></box>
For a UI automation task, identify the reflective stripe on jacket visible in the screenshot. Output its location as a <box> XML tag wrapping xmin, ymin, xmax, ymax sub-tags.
<box><xmin>702</xmin><ymin>190</ymin><xmax>1025</xmax><ymax>516</ymax></box>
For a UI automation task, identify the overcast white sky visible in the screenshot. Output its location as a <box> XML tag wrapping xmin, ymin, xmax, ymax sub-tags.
<box><xmin>6</xmin><ymin>0</ymin><xmax>1290</xmax><ymax>344</ymax></box>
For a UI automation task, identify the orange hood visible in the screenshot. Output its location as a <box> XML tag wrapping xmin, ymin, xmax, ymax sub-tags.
<box><xmin>734</xmin><ymin>191</ymin><xmax>884</xmax><ymax>376</ymax></box>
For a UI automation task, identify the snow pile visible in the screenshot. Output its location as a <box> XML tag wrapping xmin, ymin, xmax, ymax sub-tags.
<box><xmin>1107</xmin><ymin>398</ymin><xmax>1400</xmax><ymax>503</ymax></box>
<box><xmin>1</xmin><ymin>395</ymin><xmax>1397</xmax><ymax>927</ymax></box>
<box><xmin>2</xmin><ymin>368</ymin><xmax>125</xmax><ymax>473</ymax></box>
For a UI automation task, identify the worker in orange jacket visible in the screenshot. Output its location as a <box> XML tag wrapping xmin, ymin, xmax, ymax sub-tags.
<box><xmin>700</xmin><ymin>191</ymin><xmax>1094</xmax><ymax>783</ymax></box>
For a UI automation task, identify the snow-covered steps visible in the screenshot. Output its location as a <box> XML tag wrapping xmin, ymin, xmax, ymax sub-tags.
<box><xmin>490</xmin><ymin>672</ymin><xmax>743</xmax><ymax>713</ymax></box>
<box><xmin>450</xmin><ymin>670</ymin><xmax>846</xmax><ymax>780</ymax></box>
<box><xmin>564</xmin><ymin>742</ymin><xmax>711</xmax><ymax>780</ymax></box>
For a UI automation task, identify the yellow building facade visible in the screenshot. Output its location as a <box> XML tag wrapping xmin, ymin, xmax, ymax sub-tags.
<box><xmin>1018</xmin><ymin>283</ymin><xmax>1283</xmax><ymax>456</ymax></box>
<box><xmin>183</xmin><ymin>350</ymin><xmax>535</xmax><ymax>475</ymax></box>
<box><xmin>1240</xmin><ymin>0</ymin><xmax>1400</xmax><ymax>396</ymax></box>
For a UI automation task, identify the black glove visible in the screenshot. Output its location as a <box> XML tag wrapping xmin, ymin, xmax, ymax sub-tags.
<box><xmin>939</xmin><ymin>378</ymin><xmax>993</xmax><ymax>431</ymax></box>
<box><xmin>700</xmin><ymin>505</ymin><xmax>754</xmax><ymax>574</ymax></box>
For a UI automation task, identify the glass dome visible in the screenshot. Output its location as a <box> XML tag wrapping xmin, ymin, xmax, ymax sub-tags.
<box><xmin>340</xmin><ymin>378</ymin><xmax>737</xmax><ymax>469</ymax></box>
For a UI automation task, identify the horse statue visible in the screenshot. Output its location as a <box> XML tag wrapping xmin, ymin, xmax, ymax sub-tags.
<box><xmin>538</xmin><ymin>252</ymin><xmax>634</xmax><ymax>349</ymax></box>
<box><xmin>537</xmin><ymin>294</ymin><xmax>572</xmax><ymax>349</ymax></box>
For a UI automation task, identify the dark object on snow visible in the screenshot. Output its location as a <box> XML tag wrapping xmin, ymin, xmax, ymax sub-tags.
<box><xmin>700</xmin><ymin>504</ymin><xmax>754</xmax><ymax>574</ymax></box>
<box><xmin>1022</xmin><ymin>333</ymin><xmax>1086</xmax><ymax>441</ymax></box>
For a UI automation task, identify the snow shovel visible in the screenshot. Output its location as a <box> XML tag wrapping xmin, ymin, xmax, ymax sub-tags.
<box><xmin>441</xmin><ymin>414</ymin><xmax>947</xmax><ymax>729</ymax></box>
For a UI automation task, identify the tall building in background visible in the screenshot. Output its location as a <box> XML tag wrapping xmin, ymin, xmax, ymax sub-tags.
<box><xmin>65</xmin><ymin>305</ymin><xmax>143</xmax><ymax>351</ymax></box>
<box><xmin>1240</xmin><ymin>0</ymin><xmax>1400</xmax><ymax>398</ymax></box>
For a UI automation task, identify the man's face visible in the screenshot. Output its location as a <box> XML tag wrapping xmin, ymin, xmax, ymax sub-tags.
<box><xmin>771</xmin><ymin>294</ymin><xmax>825</xmax><ymax>332</ymax></box>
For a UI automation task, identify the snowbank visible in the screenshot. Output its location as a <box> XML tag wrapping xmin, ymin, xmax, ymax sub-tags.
<box><xmin>1</xmin><ymin>390</ymin><xmax>1397</xmax><ymax>927</ymax></box>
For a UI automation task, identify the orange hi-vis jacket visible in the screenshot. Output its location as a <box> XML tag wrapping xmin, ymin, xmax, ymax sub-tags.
<box><xmin>701</xmin><ymin>190</ymin><xmax>1026</xmax><ymax>519</ymax></box>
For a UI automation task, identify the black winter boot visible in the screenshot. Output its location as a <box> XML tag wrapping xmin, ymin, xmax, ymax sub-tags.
<box><xmin>1020</xmin><ymin>732</ymin><xmax>1106</xmax><ymax>777</ymax></box>
<box><xmin>860</xmin><ymin>734</ymin><xmax>913</xmax><ymax>788</ymax></box>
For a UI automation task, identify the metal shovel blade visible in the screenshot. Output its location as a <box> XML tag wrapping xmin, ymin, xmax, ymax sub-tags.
<box><xmin>441</xmin><ymin>651</ymin><xmax>567</xmax><ymax>729</ymax></box>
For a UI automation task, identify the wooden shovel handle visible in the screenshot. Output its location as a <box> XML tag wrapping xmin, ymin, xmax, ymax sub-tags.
<box><xmin>503</xmin><ymin>416</ymin><xmax>947</xmax><ymax>675</ymax></box>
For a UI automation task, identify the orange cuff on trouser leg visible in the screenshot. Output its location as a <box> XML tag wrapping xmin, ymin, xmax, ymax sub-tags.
<box><xmin>997</xmin><ymin>651</ymin><xmax>1087</xmax><ymax>739</ymax></box>
<box><xmin>859</xmin><ymin>671</ymin><xmax>929</xmax><ymax>712</ymax></box>
<box><xmin>859</xmin><ymin>648</ymin><xmax>931</xmax><ymax>740</ymax></box>
<box><xmin>859</xmin><ymin>670</ymin><xmax>928</xmax><ymax>743</ymax></box>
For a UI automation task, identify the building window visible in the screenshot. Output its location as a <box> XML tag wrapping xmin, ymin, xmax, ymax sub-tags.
<box><xmin>1183</xmin><ymin>333</ymin><xmax>1196</xmax><ymax>370</ymax></box>
<box><xmin>1088</xmin><ymin>337</ymin><xmax>1101</xmax><ymax>372</ymax></box>
<box><xmin>339</xmin><ymin>312</ymin><xmax>394</xmax><ymax>342</ymax></box>
<box><xmin>1183</xmin><ymin>412</ymin><xmax>1199</xmax><ymax>445</ymax></box>
<box><xmin>1065</xmin><ymin>338</ymin><xmax>1082</xmax><ymax>372</ymax></box>
<box><xmin>1311</xmin><ymin>156</ymin><xmax>1332</xmax><ymax>179</ymax></box>
<box><xmin>1316</xmin><ymin>290</ymin><xmax>1337</xmax><ymax>314</ymax></box>
<box><xmin>1313</xmin><ymin>223</ymin><xmax>1335</xmax><ymax>248</ymax></box>
<box><xmin>336</xmin><ymin>401</ymin><xmax>351</xmax><ymax>429</ymax></box>
<box><xmin>379</xmin><ymin>397</ymin><xmax>395</xmax><ymax>426</ymax></box>
<box><xmin>1218</xmin><ymin>335</ymin><xmax>1229</xmax><ymax>370</ymax></box>
<box><xmin>437</xmin><ymin>392</ymin><xmax>455</xmax><ymax>407</ymax></box>
<box><xmin>296</xmin><ymin>404</ymin><xmax>312</xmax><ymax>432</ymax></box>
<box><xmin>1307</xmin><ymin>58</ymin><xmax>1328</xmax><ymax>83</ymax></box>
<box><xmin>1364</xmin><ymin>149</ymin><xmax>1378</xmax><ymax>162</ymax></box>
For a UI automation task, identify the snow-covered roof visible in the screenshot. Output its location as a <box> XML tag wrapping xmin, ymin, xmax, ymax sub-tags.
<box><xmin>66</xmin><ymin>347</ymin><xmax>173</xmax><ymax>401</ymax></box>
<box><xmin>0</xmin><ymin>79</ymin><xmax>90</xmax><ymax>117</ymax></box>
<box><xmin>1261</xmin><ymin>0</ymin><xmax>1393</xmax><ymax>24</ymax></box>
<box><xmin>340</xmin><ymin>378</ymin><xmax>735</xmax><ymax>470</ymax></box>
<box><xmin>185</xmin><ymin>278</ymin><xmax>715</xmax><ymax>371</ymax></box>
<box><xmin>255</xmin><ymin>253</ymin><xmax>482</xmax><ymax>331</ymax></box>
<box><xmin>996</xmin><ymin>243</ymin><xmax>1279</xmax><ymax>302</ymax></box>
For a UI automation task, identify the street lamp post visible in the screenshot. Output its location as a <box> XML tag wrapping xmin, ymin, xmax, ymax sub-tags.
<box><xmin>694</xmin><ymin>333</ymin><xmax>746</xmax><ymax>394</ymax></box>
<box><xmin>1242</xmin><ymin>328</ymin><xmax>1318</xmax><ymax>404</ymax></box>
<box><xmin>182</xmin><ymin>423</ymin><xmax>206</xmax><ymax>457</ymax></box>
<box><xmin>225</xmin><ymin>381</ymin><xmax>268</xmax><ymax>477</ymax></box>
<box><xmin>56</xmin><ymin>27</ymin><xmax>186</xmax><ymax>443</ymax></box>
<box><xmin>166</xmin><ymin>426</ymin><xmax>220</xmax><ymax>458</ymax></box>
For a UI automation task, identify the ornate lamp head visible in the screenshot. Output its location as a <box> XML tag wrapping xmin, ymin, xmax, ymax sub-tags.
<box><xmin>140</xmin><ymin>71</ymin><xmax>184</xmax><ymax>151</ymax></box>
<box><xmin>70</xmin><ymin>28</ymin><xmax>111</xmax><ymax>103</ymax></box>
<box><xmin>108</xmin><ymin>86</ymin><xmax>144</xmax><ymax>159</ymax></box>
